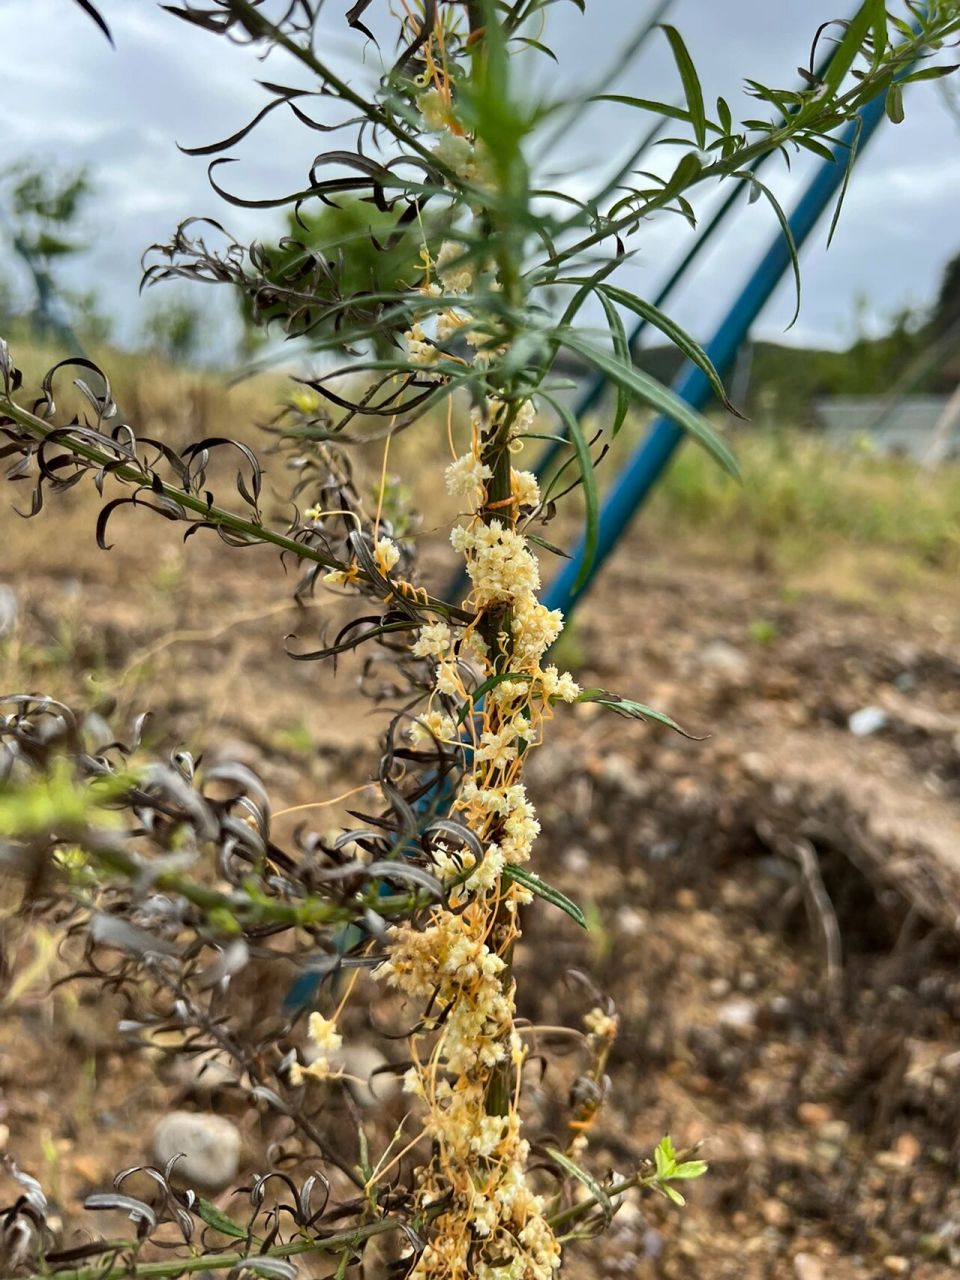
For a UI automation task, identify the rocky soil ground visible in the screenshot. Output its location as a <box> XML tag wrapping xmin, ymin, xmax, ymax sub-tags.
<box><xmin>2</xmin><ymin>476</ymin><xmax>959</xmax><ymax>1279</ymax></box>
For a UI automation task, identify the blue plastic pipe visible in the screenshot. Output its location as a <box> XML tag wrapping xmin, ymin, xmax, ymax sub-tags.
<box><xmin>543</xmin><ymin>89</ymin><xmax>893</xmax><ymax>618</ymax></box>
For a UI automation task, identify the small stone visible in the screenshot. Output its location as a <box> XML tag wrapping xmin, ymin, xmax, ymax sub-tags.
<box><xmin>71</xmin><ymin>1154</ymin><xmax>105</xmax><ymax>1186</ymax></box>
<box><xmin>0</xmin><ymin>1122</ymin><xmax>9</xmax><ymax>1150</ymax></box>
<box><xmin>741</xmin><ymin>1131</ymin><xmax>766</xmax><ymax>1160</ymax></box>
<box><xmin>882</xmin><ymin>1258</ymin><xmax>909</xmax><ymax>1276</ymax></box>
<box><xmin>793</xmin><ymin>1253</ymin><xmax>824</xmax><ymax>1280</ymax></box>
<box><xmin>708</xmin><ymin>977</ymin><xmax>732</xmax><ymax>999</ymax></box>
<box><xmin>610</xmin><ymin>1199</ymin><xmax>643</xmax><ymax>1238</ymax></box>
<box><xmin>761</xmin><ymin>1197</ymin><xmax>790</xmax><ymax>1228</ymax></box>
<box><xmin>814</xmin><ymin>1141</ymin><xmax>843</xmax><ymax>1167</ymax></box>
<box><xmin>739</xmin><ymin>971</ymin><xmax>759</xmax><ymax>993</ymax></box>
<box><xmin>894</xmin><ymin>1132</ymin><xmax>921</xmax><ymax>1164</ymax></box>
<box><xmin>848</xmin><ymin>706</ymin><xmax>888</xmax><ymax>737</ymax></box>
<box><xmin>699</xmin><ymin>639</ymin><xmax>750</xmax><ymax>681</ymax></box>
<box><xmin>717</xmin><ymin>998</ymin><xmax>758</xmax><ymax>1031</ymax></box>
<box><xmin>742</xmin><ymin>751</ymin><xmax>767</xmax><ymax>779</ymax></box>
<box><xmin>761</xmin><ymin>995</ymin><xmax>795</xmax><ymax>1030</ymax></box>
<box><xmin>600</xmin><ymin>754</ymin><xmax>648</xmax><ymax>801</ymax></box>
<box><xmin>0</xmin><ymin>585</ymin><xmax>17</xmax><ymax>638</ymax></box>
<box><xmin>615</xmin><ymin>906</ymin><xmax>647</xmax><ymax>937</ymax></box>
<box><xmin>642</xmin><ymin>1227</ymin><xmax>664</xmax><ymax>1259</ymax></box>
<box><xmin>563</xmin><ymin>846</ymin><xmax>589</xmax><ymax>874</ymax></box>
<box><xmin>675</xmin><ymin>888</ymin><xmax>697</xmax><ymax>912</ymax></box>
<box><xmin>798</xmin><ymin>1102</ymin><xmax>832</xmax><ymax>1129</ymax></box>
<box><xmin>818</xmin><ymin>1120</ymin><xmax>850</xmax><ymax>1145</ymax></box>
<box><xmin>328</xmin><ymin>1044</ymin><xmax>399</xmax><ymax>1109</ymax></box>
<box><xmin>152</xmin><ymin>1111</ymin><xmax>241</xmax><ymax>1191</ymax></box>
<box><xmin>874</xmin><ymin>1150</ymin><xmax>910</xmax><ymax>1174</ymax></box>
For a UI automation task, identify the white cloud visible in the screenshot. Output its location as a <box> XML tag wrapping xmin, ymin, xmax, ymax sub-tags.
<box><xmin>0</xmin><ymin>0</ymin><xmax>957</xmax><ymax>355</ymax></box>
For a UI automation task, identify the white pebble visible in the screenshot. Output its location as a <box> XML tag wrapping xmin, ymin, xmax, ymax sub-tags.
<box><xmin>152</xmin><ymin>1111</ymin><xmax>241</xmax><ymax>1191</ymax></box>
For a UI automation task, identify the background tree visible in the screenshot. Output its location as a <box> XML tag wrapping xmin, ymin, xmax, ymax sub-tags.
<box><xmin>0</xmin><ymin>163</ymin><xmax>92</xmax><ymax>340</ymax></box>
<box><xmin>232</xmin><ymin>197</ymin><xmax>450</xmax><ymax>357</ymax></box>
<box><xmin>141</xmin><ymin>296</ymin><xmax>206</xmax><ymax>363</ymax></box>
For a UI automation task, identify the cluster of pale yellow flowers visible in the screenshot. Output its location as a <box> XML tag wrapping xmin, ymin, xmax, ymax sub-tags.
<box><xmin>380</xmin><ymin>93</ymin><xmax>585</xmax><ymax>1280</ymax></box>
<box><xmin>377</xmin><ymin>412</ymin><xmax>581</xmax><ymax>1277</ymax></box>
<box><xmin>311</xmin><ymin>61</ymin><xmax>594</xmax><ymax>1280</ymax></box>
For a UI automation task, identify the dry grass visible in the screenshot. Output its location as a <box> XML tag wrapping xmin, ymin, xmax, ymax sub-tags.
<box><xmin>644</xmin><ymin>426</ymin><xmax>960</xmax><ymax>575</ymax></box>
<box><xmin>4</xmin><ymin>333</ymin><xmax>959</xmax><ymax>621</ymax></box>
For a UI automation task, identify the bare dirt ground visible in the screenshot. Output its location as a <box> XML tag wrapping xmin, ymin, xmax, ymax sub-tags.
<box><xmin>2</xmin><ymin>471</ymin><xmax>960</xmax><ymax>1279</ymax></box>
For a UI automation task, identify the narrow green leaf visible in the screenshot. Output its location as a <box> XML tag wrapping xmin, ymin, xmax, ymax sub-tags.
<box><xmin>661</xmin><ymin>24</ymin><xmax>707</xmax><ymax>149</ymax></box>
<box><xmin>593</xmin><ymin>94</ymin><xmax>711</xmax><ymax>131</ymax></box>
<box><xmin>885</xmin><ymin>82</ymin><xmax>905</xmax><ymax>123</ymax></box>
<box><xmin>671</xmin><ymin>1160</ymin><xmax>710</xmax><ymax>1180</ymax></box>
<box><xmin>716</xmin><ymin>95</ymin><xmax>732</xmax><ymax>135</ymax></box>
<box><xmin>663</xmin><ymin>1184</ymin><xmax>686</xmax><ymax>1206</ymax></box>
<box><xmin>654</xmin><ymin>1136</ymin><xmax>675</xmax><ymax>1176</ymax></box>
<box><xmin>575</xmin><ymin>688</ymin><xmax>706</xmax><ymax>739</ymax></box>
<box><xmin>901</xmin><ymin>63</ymin><xmax>960</xmax><ymax>83</ymax></box>
<box><xmin>736</xmin><ymin>172</ymin><xmax>802</xmax><ymax>328</ymax></box>
<box><xmin>512</xmin><ymin>37</ymin><xmax>559</xmax><ymax>64</ymax></box>
<box><xmin>594</xmin><ymin>290</ymin><xmax>631</xmax><ymax>436</ymax></box>
<box><xmin>539</xmin><ymin>391</ymin><xmax>599</xmax><ymax>592</ymax></box>
<box><xmin>502</xmin><ymin>863</ymin><xmax>587</xmax><ymax>929</ymax></box>
<box><xmin>196</xmin><ymin>1199</ymin><xmax>247</xmax><ymax>1239</ymax></box>
<box><xmin>821</xmin><ymin>3</ymin><xmax>876</xmax><ymax>97</ymax></box>
<box><xmin>868</xmin><ymin>0</ymin><xmax>888</xmax><ymax>68</ymax></box>
<box><xmin>591</xmin><ymin>93</ymin><xmax>696</xmax><ymax>124</ymax></box>
<box><xmin>597</xmin><ymin>283</ymin><xmax>739</xmax><ymax>416</ymax></box>
<box><xmin>795</xmin><ymin>134</ymin><xmax>839</xmax><ymax>162</ymax></box>
<box><xmin>825</xmin><ymin>112</ymin><xmax>864</xmax><ymax>249</ymax></box>
<box><xmin>556</xmin><ymin>330</ymin><xmax>740</xmax><ymax>480</ymax></box>
<box><xmin>546</xmin><ymin>1148</ymin><xmax>615</xmax><ymax>1226</ymax></box>
<box><xmin>525</xmin><ymin>532</ymin><xmax>571</xmax><ymax>559</ymax></box>
<box><xmin>662</xmin><ymin>150</ymin><xmax>703</xmax><ymax>198</ymax></box>
<box><xmin>744</xmin><ymin>79</ymin><xmax>804</xmax><ymax>111</ymax></box>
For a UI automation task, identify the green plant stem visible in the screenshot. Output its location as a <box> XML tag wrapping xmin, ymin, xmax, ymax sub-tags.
<box><xmin>75</xmin><ymin>832</ymin><xmax>429</xmax><ymax>929</ymax></box>
<box><xmin>0</xmin><ymin>393</ymin><xmax>472</xmax><ymax>624</ymax></box>
<box><xmin>546</xmin><ymin>1172</ymin><xmax>654</xmax><ymax>1232</ymax></box>
<box><xmin>227</xmin><ymin>0</ymin><xmax>473</xmax><ymax>197</ymax></box>
<box><xmin>22</xmin><ymin>1217</ymin><xmax>399</xmax><ymax>1280</ymax></box>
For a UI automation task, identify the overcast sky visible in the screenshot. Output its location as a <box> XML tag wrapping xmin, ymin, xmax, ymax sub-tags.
<box><xmin>1</xmin><ymin>0</ymin><xmax>958</xmax><ymax>355</ymax></box>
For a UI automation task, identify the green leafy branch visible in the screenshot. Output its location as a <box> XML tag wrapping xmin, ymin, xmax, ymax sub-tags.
<box><xmin>546</xmin><ymin>1136</ymin><xmax>708</xmax><ymax>1235</ymax></box>
<box><xmin>539</xmin><ymin>4</ymin><xmax>960</xmax><ymax>275</ymax></box>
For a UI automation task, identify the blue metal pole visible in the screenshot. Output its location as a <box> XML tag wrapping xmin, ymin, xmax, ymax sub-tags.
<box><xmin>535</xmin><ymin>161</ymin><xmax>766</xmax><ymax>485</ymax></box>
<box><xmin>532</xmin><ymin>12</ymin><xmax>860</xmax><ymax>488</ymax></box>
<box><xmin>444</xmin><ymin>24</ymin><xmax>860</xmax><ymax>608</ymax></box>
<box><xmin>543</xmin><ymin>90</ymin><xmax>892</xmax><ymax>618</ymax></box>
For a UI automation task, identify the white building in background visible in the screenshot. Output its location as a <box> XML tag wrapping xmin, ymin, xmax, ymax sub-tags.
<box><xmin>813</xmin><ymin>394</ymin><xmax>960</xmax><ymax>464</ymax></box>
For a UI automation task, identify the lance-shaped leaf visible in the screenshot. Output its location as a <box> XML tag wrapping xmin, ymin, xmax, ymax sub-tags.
<box><xmin>575</xmin><ymin>689</ymin><xmax>705</xmax><ymax>740</ymax></box>
<box><xmin>597</xmin><ymin>281</ymin><xmax>739</xmax><ymax>416</ymax></box>
<box><xmin>546</xmin><ymin>1147</ymin><xmax>615</xmax><ymax>1226</ymax></box>
<box><xmin>556</xmin><ymin>330</ymin><xmax>740</xmax><ymax>481</ymax></box>
<box><xmin>660</xmin><ymin>24</ymin><xmax>708</xmax><ymax>150</ymax></box>
<box><xmin>502</xmin><ymin>863</ymin><xmax>586</xmax><ymax>929</ymax></box>
<box><xmin>539</xmin><ymin>391</ymin><xmax>599</xmax><ymax>591</ymax></box>
<box><xmin>197</xmin><ymin>1198</ymin><xmax>248</xmax><ymax>1239</ymax></box>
